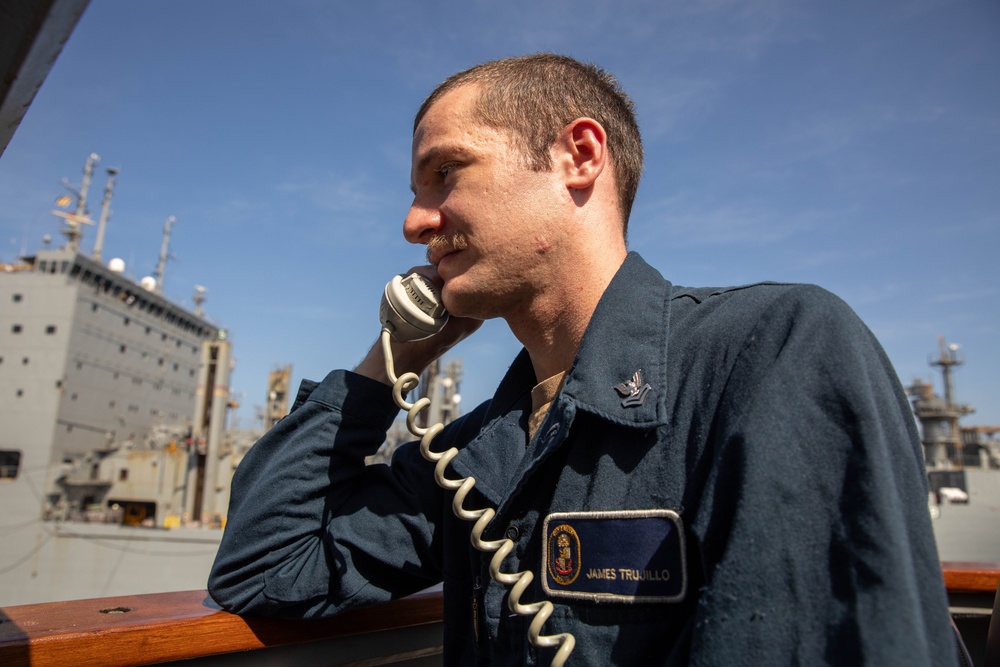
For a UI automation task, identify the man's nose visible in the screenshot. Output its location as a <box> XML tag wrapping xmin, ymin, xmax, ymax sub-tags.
<box><xmin>403</xmin><ymin>200</ymin><xmax>442</xmax><ymax>244</ymax></box>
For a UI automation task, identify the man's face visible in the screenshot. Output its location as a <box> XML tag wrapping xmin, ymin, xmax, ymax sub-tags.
<box><xmin>405</xmin><ymin>84</ymin><xmax>568</xmax><ymax>321</ymax></box>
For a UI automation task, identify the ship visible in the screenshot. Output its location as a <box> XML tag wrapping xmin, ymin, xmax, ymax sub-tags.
<box><xmin>0</xmin><ymin>154</ymin><xmax>247</xmax><ymax>605</ymax></box>
<box><xmin>0</xmin><ymin>157</ymin><xmax>465</xmax><ymax>606</ymax></box>
<box><xmin>908</xmin><ymin>338</ymin><xmax>1000</xmax><ymax>562</ymax></box>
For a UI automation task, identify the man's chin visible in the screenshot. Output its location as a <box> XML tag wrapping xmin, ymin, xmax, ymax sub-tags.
<box><xmin>441</xmin><ymin>279</ymin><xmax>479</xmax><ymax>318</ymax></box>
<box><xmin>440</xmin><ymin>286</ymin><xmax>463</xmax><ymax>317</ymax></box>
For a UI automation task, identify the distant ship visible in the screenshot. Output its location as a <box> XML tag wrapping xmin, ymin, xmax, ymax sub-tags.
<box><xmin>0</xmin><ymin>154</ymin><xmax>250</xmax><ymax>605</ymax></box>
<box><xmin>0</xmin><ymin>156</ymin><xmax>465</xmax><ymax>606</ymax></box>
<box><xmin>907</xmin><ymin>338</ymin><xmax>1000</xmax><ymax>562</ymax></box>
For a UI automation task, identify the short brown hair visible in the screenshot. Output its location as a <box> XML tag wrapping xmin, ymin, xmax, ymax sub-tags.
<box><xmin>415</xmin><ymin>54</ymin><xmax>643</xmax><ymax>231</ymax></box>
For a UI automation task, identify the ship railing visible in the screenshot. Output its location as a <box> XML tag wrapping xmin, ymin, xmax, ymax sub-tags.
<box><xmin>0</xmin><ymin>562</ymin><xmax>996</xmax><ymax>667</ymax></box>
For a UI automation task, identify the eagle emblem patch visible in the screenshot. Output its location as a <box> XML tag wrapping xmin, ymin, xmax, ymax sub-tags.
<box><xmin>614</xmin><ymin>369</ymin><xmax>652</xmax><ymax>408</ymax></box>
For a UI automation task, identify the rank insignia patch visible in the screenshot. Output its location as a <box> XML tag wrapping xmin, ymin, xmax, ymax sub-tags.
<box><xmin>614</xmin><ymin>369</ymin><xmax>652</xmax><ymax>408</ymax></box>
<box><xmin>541</xmin><ymin>509</ymin><xmax>687</xmax><ymax>604</ymax></box>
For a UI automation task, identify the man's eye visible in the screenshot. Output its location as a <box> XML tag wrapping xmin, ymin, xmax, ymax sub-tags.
<box><xmin>436</xmin><ymin>163</ymin><xmax>457</xmax><ymax>179</ymax></box>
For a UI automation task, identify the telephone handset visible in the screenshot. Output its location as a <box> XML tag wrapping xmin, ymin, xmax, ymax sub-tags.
<box><xmin>379</xmin><ymin>273</ymin><xmax>575</xmax><ymax>666</ymax></box>
<box><xmin>380</xmin><ymin>272</ymin><xmax>449</xmax><ymax>342</ymax></box>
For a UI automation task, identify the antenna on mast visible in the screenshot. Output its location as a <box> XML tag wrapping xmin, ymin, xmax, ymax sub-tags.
<box><xmin>153</xmin><ymin>215</ymin><xmax>175</xmax><ymax>294</ymax></box>
<box><xmin>92</xmin><ymin>166</ymin><xmax>119</xmax><ymax>263</ymax></box>
<box><xmin>54</xmin><ymin>153</ymin><xmax>99</xmax><ymax>252</ymax></box>
<box><xmin>193</xmin><ymin>285</ymin><xmax>207</xmax><ymax>317</ymax></box>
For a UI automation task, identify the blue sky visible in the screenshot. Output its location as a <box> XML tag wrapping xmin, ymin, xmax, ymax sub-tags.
<box><xmin>1</xmin><ymin>0</ymin><xmax>998</xmax><ymax>427</ymax></box>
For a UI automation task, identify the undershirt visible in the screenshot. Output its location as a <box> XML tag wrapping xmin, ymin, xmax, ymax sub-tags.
<box><xmin>527</xmin><ymin>371</ymin><xmax>566</xmax><ymax>441</ymax></box>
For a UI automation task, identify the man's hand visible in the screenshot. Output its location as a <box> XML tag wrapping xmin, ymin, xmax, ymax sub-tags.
<box><xmin>353</xmin><ymin>266</ymin><xmax>483</xmax><ymax>385</ymax></box>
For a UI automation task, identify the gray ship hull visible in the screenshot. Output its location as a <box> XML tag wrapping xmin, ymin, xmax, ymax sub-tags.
<box><xmin>0</xmin><ymin>523</ymin><xmax>221</xmax><ymax>606</ymax></box>
<box><xmin>931</xmin><ymin>469</ymin><xmax>1000</xmax><ymax>563</ymax></box>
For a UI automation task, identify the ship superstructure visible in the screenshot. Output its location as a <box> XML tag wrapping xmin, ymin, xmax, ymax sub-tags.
<box><xmin>907</xmin><ymin>337</ymin><xmax>1000</xmax><ymax>562</ymax></box>
<box><xmin>1</xmin><ymin>247</ymin><xmax>215</xmax><ymax>466</ymax></box>
<box><xmin>0</xmin><ymin>155</ymin><xmax>244</xmax><ymax>604</ymax></box>
<box><xmin>908</xmin><ymin>337</ymin><xmax>1000</xmax><ymax>472</ymax></box>
<box><xmin>1</xmin><ymin>154</ymin><xmax>221</xmax><ymax>517</ymax></box>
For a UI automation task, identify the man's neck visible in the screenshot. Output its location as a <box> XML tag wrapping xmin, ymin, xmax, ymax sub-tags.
<box><xmin>508</xmin><ymin>247</ymin><xmax>627</xmax><ymax>382</ymax></box>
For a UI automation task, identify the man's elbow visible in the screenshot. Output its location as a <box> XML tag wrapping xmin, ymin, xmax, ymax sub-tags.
<box><xmin>207</xmin><ymin>564</ymin><xmax>267</xmax><ymax>616</ymax></box>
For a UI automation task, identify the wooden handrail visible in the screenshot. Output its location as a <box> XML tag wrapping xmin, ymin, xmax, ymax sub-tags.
<box><xmin>942</xmin><ymin>561</ymin><xmax>1000</xmax><ymax>594</ymax></box>
<box><xmin>1</xmin><ymin>563</ymin><xmax>996</xmax><ymax>667</ymax></box>
<box><xmin>0</xmin><ymin>588</ymin><xmax>443</xmax><ymax>667</ymax></box>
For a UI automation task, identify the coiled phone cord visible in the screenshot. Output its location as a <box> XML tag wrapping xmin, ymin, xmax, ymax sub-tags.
<box><xmin>380</xmin><ymin>328</ymin><xmax>575</xmax><ymax>666</ymax></box>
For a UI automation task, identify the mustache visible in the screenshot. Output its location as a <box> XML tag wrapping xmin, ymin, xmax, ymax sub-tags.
<box><xmin>425</xmin><ymin>233</ymin><xmax>468</xmax><ymax>263</ymax></box>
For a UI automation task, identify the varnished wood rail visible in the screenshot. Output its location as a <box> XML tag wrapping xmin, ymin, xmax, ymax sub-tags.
<box><xmin>0</xmin><ymin>563</ymin><xmax>995</xmax><ymax>667</ymax></box>
<box><xmin>0</xmin><ymin>588</ymin><xmax>444</xmax><ymax>667</ymax></box>
<box><xmin>942</xmin><ymin>561</ymin><xmax>1000</xmax><ymax>594</ymax></box>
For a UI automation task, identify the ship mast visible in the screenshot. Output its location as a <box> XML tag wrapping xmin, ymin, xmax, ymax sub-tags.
<box><xmin>92</xmin><ymin>167</ymin><xmax>119</xmax><ymax>262</ymax></box>
<box><xmin>192</xmin><ymin>285</ymin><xmax>207</xmax><ymax>318</ymax></box>
<box><xmin>931</xmin><ymin>337</ymin><xmax>974</xmax><ymax>466</ymax></box>
<box><xmin>908</xmin><ymin>337</ymin><xmax>975</xmax><ymax>468</ymax></box>
<box><xmin>153</xmin><ymin>215</ymin><xmax>175</xmax><ymax>294</ymax></box>
<box><xmin>934</xmin><ymin>337</ymin><xmax>961</xmax><ymax>405</ymax></box>
<box><xmin>53</xmin><ymin>152</ymin><xmax>99</xmax><ymax>252</ymax></box>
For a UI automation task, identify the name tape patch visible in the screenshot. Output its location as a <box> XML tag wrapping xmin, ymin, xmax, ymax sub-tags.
<box><xmin>542</xmin><ymin>509</ymin><xmax>687</xmax><ymax>604</ymax></box>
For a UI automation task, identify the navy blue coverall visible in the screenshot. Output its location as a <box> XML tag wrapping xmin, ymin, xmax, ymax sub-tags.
<box><xmin>209</xmin><ymin>253</ymin><xmax>956</xmax><ymax>666</ymax></box>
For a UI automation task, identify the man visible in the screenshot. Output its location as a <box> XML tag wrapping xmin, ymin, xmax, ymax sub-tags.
<box><xmin>209</xmin><ymin>54</ymin><xmax>956</xmax><ymax>666</ymax></box>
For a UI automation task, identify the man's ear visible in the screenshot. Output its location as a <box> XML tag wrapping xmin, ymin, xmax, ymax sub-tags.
<box><xmin>553</xmin><ymin>118</ymin><xmax>607</xmax><ymax>191</ymax></box>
